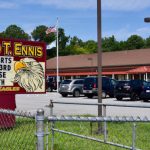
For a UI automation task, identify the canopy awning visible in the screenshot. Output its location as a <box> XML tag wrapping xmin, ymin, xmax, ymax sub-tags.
<box><xmin>127</xmin><ymin>66</ymin><xmax>150</xmax><ymax>74</ymax></box>
<box><xmin>47</xmin><ymin>71</ymin><xmax>127</xmax><ymax>76</ymax></box>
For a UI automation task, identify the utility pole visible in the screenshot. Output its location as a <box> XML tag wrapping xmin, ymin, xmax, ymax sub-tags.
<box><xmin>97</xmin><ymin>0</ymin><xmax>103</xmax><ymax>133</ymax></box>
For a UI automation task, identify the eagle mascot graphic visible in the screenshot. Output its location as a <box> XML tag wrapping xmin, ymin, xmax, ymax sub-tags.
<box><xmin>14</xmin><ymin>58</ymin><xmax>44</xmax><ymax>92</ymax></box>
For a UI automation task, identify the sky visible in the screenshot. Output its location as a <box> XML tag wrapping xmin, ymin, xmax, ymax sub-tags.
<box><xmin>0</xmin><ymin>0</ymin><xmax>150</xmax><ymax>41</ymax></box>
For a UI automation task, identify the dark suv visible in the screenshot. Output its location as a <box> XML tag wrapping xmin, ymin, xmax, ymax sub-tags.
<box><xmin>140</xmin><ymin>82</ymin><xmax>150</xmax><ymax>102</ymax></box>
<box><xmin>83</xmin><ymin>76</ymin><xmax>117</xmax><ymax>98</ymax></box>
<box><xmin>115</xmin><ymin>79</ymin><xmax>147</xmax><ymax>101</ymax></box>
<box><xmin>46</xmin><ymin>78</ymin><xmax>57</xmax><ymax>92</ymax></box>
<box><xmin>59</xmin><ymin>79</ymin><xmax>84</xmax><ymax>97</ymax></box>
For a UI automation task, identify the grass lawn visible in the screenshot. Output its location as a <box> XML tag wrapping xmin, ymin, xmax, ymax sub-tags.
<box><xmin>0</xmin><ymin>117</ymin><xmax>150</xmax><ymax>150</ymax></box>
<box><xmin>52</xmin><ymin>121</ymin><xmax>150</xmax><ymax>150</ymax></box>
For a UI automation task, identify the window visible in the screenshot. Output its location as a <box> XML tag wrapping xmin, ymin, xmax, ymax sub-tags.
<box><xmin>102</xmin><ymin>78</ymin><xmax>109</xmax><ymax>86</ymax></box>
<box><xmin>61</xmin><ymin>80</ymin><xmax>72</xmax><ymax>84</ymax></box>
<box><xmin>74</xmin><ymin>80</ymin><xmax>83</xmax><ymax>84</ymax></box>
<box><xmin>111</xmin><ymin>79</ymin><xmax>117</xmax><ymax>86</ymax></box>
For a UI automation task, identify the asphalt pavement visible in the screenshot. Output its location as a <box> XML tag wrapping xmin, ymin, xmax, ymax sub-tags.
<box><xmin>16</xmin><ymin>92</ymin><xmax>150</xmax><ymax>117</ymax></box>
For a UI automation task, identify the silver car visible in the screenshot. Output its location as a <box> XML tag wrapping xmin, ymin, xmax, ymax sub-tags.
<box><xmin>59</xmin><ymin>79</ymin><xmax>84</xmax><ymax>97</ymax></box>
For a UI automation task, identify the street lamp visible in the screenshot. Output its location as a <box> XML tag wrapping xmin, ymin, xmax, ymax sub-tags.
<box><xmin>144</xmin><ymin>17</ymin><xmax>150</xmax><ymax>81</ymax></box>
<box><xmin>144</xmin><ymin>17</ymin><xmax>150</xmax><ymax>23</ymax></box>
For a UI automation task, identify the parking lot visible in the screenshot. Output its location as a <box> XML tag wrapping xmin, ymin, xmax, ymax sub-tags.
<box><xmin>16</xmin><ymin>92</ymin><xmax>150</xmax><ymax>117</ymax></box>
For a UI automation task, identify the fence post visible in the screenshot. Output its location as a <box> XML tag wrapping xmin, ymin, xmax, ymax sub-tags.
<box><xmin>50</xmin><ymin>100</ymin><xmax>53</xmax><ymax>116</ymax></box>
<box><xmin>51</xmin><ymin>120</ymin><xmax>55</xmax><ymax>150</ymax></box>
<box><xmin>49</xmin><ymin>100</ymin><xmax>54</xmax><ymax>150</ymax></box>
<box><xmin>103</xmin><ymin>104</ymin><xmax>107</xmax><ymax>142</ymax></box>
<box><xmin>132</xmin><ymin>123</ymin><xmax>136</xmax><ymax>150</ymax></box>
<box><xmin>36</xmin><ymin>108</ymin><xmax>44</xmax><ymax>150</ymax></box>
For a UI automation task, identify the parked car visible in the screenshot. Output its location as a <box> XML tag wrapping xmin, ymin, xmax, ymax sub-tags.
<box><xmin>59</xmin><ymin>79</ymin><xmax>84</xmax><ymax>97</ymax></box>
<box><xmin>46</xmin><ymin>77</ymin><xmax>57</xmax><ymax>92</ymax></box>
<box><xmin>83</xmin><ymin>76</ymin><xmax>117</xmax><ymax>98</ymax></box>
<box><xmin>115</xmin><ymin>79</ymin><xmax>147</xmax><ymax>101</ymax></box>
<box><xmin>140</xmin><ymin>82</ymin><xmax>150</xmax><ymax>102</ymax></box>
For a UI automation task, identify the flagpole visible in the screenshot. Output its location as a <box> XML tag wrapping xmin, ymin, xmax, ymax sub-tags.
<box><xmin>56</xmin><ymin>17</ymin><xmax>59</xmax><ymax>93</ymax></box>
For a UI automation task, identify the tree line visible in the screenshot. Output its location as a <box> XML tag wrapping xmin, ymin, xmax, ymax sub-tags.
<box><xmin>0</xmin><ymin>24</ymin><xmax>150</xmax><ymax>59</ymax></box>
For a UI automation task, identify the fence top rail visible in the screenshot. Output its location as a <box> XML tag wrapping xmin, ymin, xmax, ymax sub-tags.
<box><xmin>48</xmin><ymin>116</ymin><xmax>150</xmax><ymax>122</ymax></box>
<box><xmin>51</xmin><ymin>101</ymin><xmax>150</xmax><ymax>108</ymax></box>
<box><xmin>0</xmin><ymin>109</ymin><xmax>35</xmax><ymax>119</ymax></box>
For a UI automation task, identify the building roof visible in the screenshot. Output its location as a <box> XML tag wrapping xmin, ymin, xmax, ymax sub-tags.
<box><xmin>46</xmin><ymin>49</ymin><xmax>150</xmax><ymax>69</ymax></box>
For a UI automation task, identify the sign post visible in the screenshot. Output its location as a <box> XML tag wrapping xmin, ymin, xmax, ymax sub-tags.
<box><xmin>0</xmin><ymin>38</ymin><xmax>46</xmax><ymax>127</ymax></box>
<box><xmin>0</xmin><ymin>94</ymin><xmax>16</xmax><ymax>128</ymax></box>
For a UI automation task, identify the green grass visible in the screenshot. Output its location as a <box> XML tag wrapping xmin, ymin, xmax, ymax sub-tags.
<box><xmin>0</xmin><ymin>117</ymin><xmax>150</xmax><ymax>150</ymax></box>
<box><xmin>0</xmin><ymin>117</ymin><xmax>36</xmax><ymax>150</ymax></box>
<box><xmin>52</xmin><ymin>121</ymin><xmax>150</xmax><ymax>150</ymax></box>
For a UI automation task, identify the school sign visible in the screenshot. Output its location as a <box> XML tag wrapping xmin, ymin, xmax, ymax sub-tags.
<box><xmin>0</xmin><ymin>38</ymin><xmax>46</xmax><ymax>94</ymax></box>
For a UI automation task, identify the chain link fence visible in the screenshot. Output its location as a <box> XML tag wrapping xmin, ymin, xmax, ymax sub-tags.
<box><xmin>0</xmin><ymin>101</ymin><xmax>150</xmax><ymax>150</ymax></box>
<box><xmin>48</xmin><ymin>116</ymin><xmax>150</xmax><ymax>150</ymax></box>
<box><xmin>0</xmin><ymin>109</ymin><xmax>36</xmax><ymax>150</ymax></box>
<box><xmin>47</xmin><ymin>101</ymin><xmax>150</xmax><ymax>150</ymax></box>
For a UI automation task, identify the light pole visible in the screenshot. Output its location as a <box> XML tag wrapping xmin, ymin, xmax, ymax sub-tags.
<box><xmin>144</xmin><ymin>17</ymin><xmax>150</xmax><ymax>23</ymax></box>
<box><xmin>97</xmin><ymin>0</ymin><xmax>103</xmax><ymax>132</ymax></box>
<box><xmin>56</xmin><ymin>18</ymin><xmax>59</xmax><ymax>93</ymax></box>
<box><xmin>144</xmin><ymin>17</ymin><xmax>150</xmax><ymax>81</ymax></box>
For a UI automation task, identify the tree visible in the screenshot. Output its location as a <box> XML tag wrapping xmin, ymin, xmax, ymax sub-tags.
<box><xmin>46</xmin><ymin>47</ymin><xmax>56</xmax><ymax>59</ymax></box>
<box><xmin>1</xmin><ymin>25</ymin><xmax>30</xmax><ymax>40</ymax></box>
<box><xmin>31</xmin><ymin>25</ymin><xmax>55</xmax><ymax>44</ymax></box>
<box><xmin>32</xmin><ymin>25</ymin><xmax>57</xmax><ymax>59</ymax></box>
<box><xmin>69</xmin><ymin>36</ymin><xmax>84</xmax><ymax>47</ymax></box>
<box><xmin>117</xmin><ymin>41</ymin><xmax>128</xmax><ymax>50</ymax></box>
<box><xmin>58</xmin><ymin>28</ymin><xmax>70</xmax><ymax>50</ymax></box>
<box><xmin>58</xmin><ymin>28</ymin><xmax>70</xmax><ymax>56</ymax></box>
<box><xmin>126</xmin><ymin>35</ymin><xmax>145</xmax><ymax>50</ymax></box>
<box><xmin>0</xmin><ymin>32</ymin><xmax>5</xmax><ymax>38</ymax></box>
<box><xmin>66</xmin><ymin>45</ymin><xmax>88</xmax><ymax>55</ymax></box>
<box><xmin>60</xmin><ymin>36</ymin><xmax>84</xmax><ymax>56</ymax></box>
<box><xmin>64</xmin><ymin>36</ymin><xmax>86</xmax><ymax>55</ymax></box>
<box><xmin>83</xmin><ymin>40</ymin><xmax>97</xmax><ymax>53</ymax></box>
<box><xmin>145</xmin><ymin>37</ymin><xmax>150</xmax><ymax>48</ymax></box>
<box><xmin>102</xmin><ymin>35</ymin><xmax>119</xmax><ymax>52</ymax></box>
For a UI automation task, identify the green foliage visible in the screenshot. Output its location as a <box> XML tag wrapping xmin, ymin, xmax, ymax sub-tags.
<box><xmin>102</xmin><ymin>35</ymin><xmax>120</xmax><ymax>52</ymax></box>
<box><xmin>145</xmin><ymin>37</ymin><xmax>150</xmax><ymax>48</ymax></box>
<box><xmin>58</xmin><ymin>28</ymin><xmax>70</xmax><ymax>50</ymax></box>
<box><xmin>126</xmin><ymin>35</ymin><xmax>145</xmax><ymax>50</ymax></box>
<box><xmin>83</xmin><ymin>40</ymin><xmax>98</xmax><ymax>53</ymax></box>
<box><xmin>60</xmin><ymin>36</ymin><xmax>82</xmax><ymax>56</ymax></box>
<box><xmin>31</xmin><ymin>25</ymin><xmax>55</xmax><ymax>44</ymax></box>
<box><xmin>64</xmin><ymin>36</ymin><xmax>88</xmax><ymax>55</ymax></box>
<box><xmin>0</xmin><ymin>25</ymin><xmax>30</xmax><ymax>40</ymax></box>
<box><xmin>117</xmin><ymin>41</ymin><xmax>128</xmax><ymax>50</ymax></box>
<box><xmin>69</xmin><ymin>36</ymin><xmax>84</xmax><ymax>47</ymax></box>
<box><xmin>1</xmin><ymin>24</ymin><xmax>150</xmax><ymax>58</ymax></box>
<box><xmin>46</xmin><ymin>47</ymin><xmax>56</xmax><ymax>59</ymax></box>
<box><xmin>0</xmin><ymin>32</ymin><xmax>6</xmax><ymax>38</ymax></box>
<box><xmin>46</xmin><ymin>28</ymin><xmax>70</xmax><ymax>58</ymax></box>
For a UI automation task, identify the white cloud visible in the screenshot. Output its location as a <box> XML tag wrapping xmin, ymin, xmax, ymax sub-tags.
<box><xmin>2</xmin><ymin>0</ymin><xmax>150</xmax><ymax>11</ymax></box>
<box><xmin>103</xmin><ymin>27</ymin><xmax>150</xmax><ymax>41</ymax></box>
<box><xmin>25</xmin><ymin>0</ymin><xmax>96</xmax><ymax>9</ymax></box>
<box><xmin>0</xmin><ymin>2</ymin><xmax>18</xmax><ymax>9</ymax></box>
<box><xmin>24</xmin><ymin>0</ymin><xmax>150</xmax><ymax>11</ymax></box>
<box><xmin>103</xmin><ymin>0</ymin><xmax>150</xmax><ymax>11</ymax></box>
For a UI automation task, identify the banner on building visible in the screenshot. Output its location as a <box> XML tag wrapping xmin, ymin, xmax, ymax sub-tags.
<box><xmin>0</xmin><ymin>38</ymin><xmax>46</xmax><ymax>94</ymax></box>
